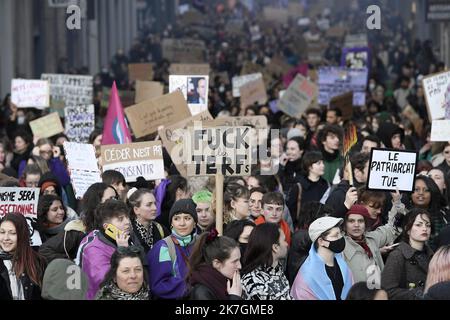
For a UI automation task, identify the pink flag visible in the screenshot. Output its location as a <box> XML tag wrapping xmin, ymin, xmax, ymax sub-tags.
<box><xmin>102</xmin><ymin>81</ymin><xmax>132</xmax><ymax>145</ymax></box>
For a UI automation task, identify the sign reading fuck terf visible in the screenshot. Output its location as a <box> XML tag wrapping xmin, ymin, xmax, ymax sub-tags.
<box><xmin>184</xmin><ymin>126</ymin><xmax>253</xmax><ymax>176</ymax></box>
<box><xmin>367</xmin><ymin>148</ymin><xmax>418</xmax><ymax>192</ymax></box>
<box><xmin>101</xmin><ymin>141</ymin><xmax>165</xmax><ymax>182</ymax></box>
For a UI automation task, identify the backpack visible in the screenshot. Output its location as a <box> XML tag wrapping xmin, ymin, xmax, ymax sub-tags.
<box><xmin>163</xmin><ymin>236</ymin><xmax>177</xmax><ymax>272</ymax></box>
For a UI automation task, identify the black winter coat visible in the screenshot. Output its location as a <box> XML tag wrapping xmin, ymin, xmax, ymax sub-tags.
<box><xmin>39</xmin><ymin>229</ymin><xmax>85</xmax><ymax>263</ymax></box>
<box><xmin>189</xmin><ymin>283</ymin><xmax>241</xmax><ymax>300</ymax></box>
<box><xmin>0</xmin><ymin>259</ymin><xmax>43</xmax><ymax>300</ymax></box>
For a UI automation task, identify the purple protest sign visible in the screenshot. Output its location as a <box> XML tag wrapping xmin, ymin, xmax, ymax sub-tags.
<box><xmin>341</xmin><ymin>47</ymin><xmax>371</xmax><ymax>70</ymax></box>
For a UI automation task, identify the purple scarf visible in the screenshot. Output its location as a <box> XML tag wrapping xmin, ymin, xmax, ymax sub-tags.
<box><xmin>155</xmin><ymin>179</ymin><xmax>171</xmax><ymax>218</ymax></box>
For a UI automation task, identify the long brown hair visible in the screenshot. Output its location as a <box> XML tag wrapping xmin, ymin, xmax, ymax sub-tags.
<box><xmin>0</xmin><ymin>213</ymin><xmax>46</xmax><ymax>286</ymax></box>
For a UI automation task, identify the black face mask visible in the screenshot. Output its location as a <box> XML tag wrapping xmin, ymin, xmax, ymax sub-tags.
<box><xmin>324</xmin><ymin>237</ymin><xmax>346</xmax><ymax>254</ymax></box>
<box><xmin>239</xmin><ymin>243</ymin><xmax>248</xmax><ymax>260</ymax></box>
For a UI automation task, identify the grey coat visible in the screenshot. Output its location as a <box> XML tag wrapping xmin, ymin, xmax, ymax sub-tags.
<box><xmin>381</xmin><ymin>241</ymin><xmax>433</xmax><ymax>300</ymax></box>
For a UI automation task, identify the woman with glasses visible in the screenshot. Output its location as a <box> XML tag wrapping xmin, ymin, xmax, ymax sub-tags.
<box><xmin>96</xmin><ymin>246</ymin><xmax>149</xmax><ymax>300</ymax></box>
<box><xmin>291</xmin><ymin>216</ymin><xmax>353</xmax><ymax>300</ymax></box>
<box><xmin>381</xmin><ymin>209</ymin><xmax>434</xmax><ymax>300</ymax></box>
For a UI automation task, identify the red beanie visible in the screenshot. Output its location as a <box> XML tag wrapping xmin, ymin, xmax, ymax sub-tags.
<box><xmin>41</xmin><ymin>181</ymin><xmax>57</xmax><ymax>193</ymax></box>
<box><xmin>346</xmin><ymin>204</ymin><xmax>371</xmax><ymax>220</ymax></box>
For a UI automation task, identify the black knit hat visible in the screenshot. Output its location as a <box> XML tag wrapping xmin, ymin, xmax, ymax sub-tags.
<box><xmin>169</xmin><ymin>199</ymin><xmax>198</xmax><ymax>224</ymax></box>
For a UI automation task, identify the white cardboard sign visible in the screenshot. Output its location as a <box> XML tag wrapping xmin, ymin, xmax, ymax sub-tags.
<box><xmin>11</xmin><ymin>79</ymin><xmax>50</xmax><ymax>109</ymax></box>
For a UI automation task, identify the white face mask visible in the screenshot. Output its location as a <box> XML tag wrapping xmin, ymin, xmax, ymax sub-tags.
<box><xmin>17</xmin><ymin>116</ymin><xmax>26</xmax><ymax>125</ymax></box>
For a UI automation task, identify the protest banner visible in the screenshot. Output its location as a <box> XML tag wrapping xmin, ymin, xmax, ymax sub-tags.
<box><xmin>162</xmin><ymin>38</ymin><xmax>206</xmax><ymax>63</ymax></box>
<box><xmin>239</xmin><ymin>78</ymin><xmax>268</xmax><ymax>111</ymax></box>
<box><xmin>101</xmin><ymin>87</ymin><xmax>135</xmax><ymax>108</ymax></box>
<box><xmin>422</xmin><ymin>70</ymin><xmax>450</xmax><ymax>121</ymax></box>
<box><xmin>205</xmin><ymin>116</ymin><xmax>268</xmax><ymax>130</ymax></box>
<box><xmin>169</xmin><ymin>64</ymin><xmax>210</xmax><ymax>76</ymax></box>
<box><xmin>329</xmin><ymin>92</ymin><xmax>354</xmax><ymax>121</ymax></box>
<box><xmin>63</xmin><ymin>142</ymin><xmax>102</xmax><ymax>199</ymax></box>
<box><xmin>159</xmin><ymin>111</ymin><xmax>214</xmax><ymax>177</ymax></box>
<box><xmin>263</xmin><ymin>7</ymin><xmax>289</xmax><ymax>24</ymax></box>
<box><xmin>278</xmin><ymin>74</ymin><xmax>317</xmax><ymax>118</ymax></box>
<box><xmin>0</xmin><ymin>187</ymin><xmax>41</xmax><ymax>246</ymax></box>
<box><xmin>344</xmin><ymin>33</ymin><xmax>368</xmax><ymax>48</ymax></box>
<box><xmin>11</xmin><ymin>79</ymin><xmax>50</xmax><ymax>109</ymax></box>
<box><xmin>101</xmin><ymin>141</ymin><xmax>165</xmax><ymax>183</ymax></box>
<box><xmin>41</xmin><ymin>74</ymin><xmax>93</xmax><ymax>108</ymax></box>
<box><xmin>29</xmin><ymin>112</ymin><xmax>64</xmax><ymax>139</ymax></box>
<box><xmin>128</xmin><ymin>63</ymin><xmax>154</xmax><ymax>82</ymax></box>
<box><xmin>124</xmin><ymin>90</ymin><xmax>191</xmax><ymax>138</ymax></box>
<box><xmin>431</xmin><ymin>120</ymin><xmax>450</xmax><ymax>141</ymax></box>
<box><xmin>318</xmin><ymin>67</ymin><xmax>368</xmax><ymax>106</ymax></box>
<box><xmin>64</xmin><ymin>105</ymin><xmax>95</xmax><ymax>143</ymax></box>
<box><xmin>232</xmin><ymin>73</ymin><xmax>263</xmax><ymax>97</ymax></box>
<box><xmin>341</xmin><ymin>47</ymin><xmax>371</xmax><ymax>69</ymax></box>
<box><xmin>135</xmin><ymin>81</ymin><xmax>164</xmax><ymax>104</ymax></box>
<box><xmin>367</xmin><ymin>148</ymin><xmax>418</xmax><ymax>192</ymax></box>
<box><xmin>169</xmin><ymin>75</ymin><xmax>209</xmax><ymax>116</ymax></box>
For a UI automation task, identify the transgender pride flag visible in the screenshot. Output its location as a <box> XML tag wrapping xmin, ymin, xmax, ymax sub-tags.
<box><xmin>102</xmin><ymin>81</ymin><xmax>132</xmax><ymax>145</ymax></box>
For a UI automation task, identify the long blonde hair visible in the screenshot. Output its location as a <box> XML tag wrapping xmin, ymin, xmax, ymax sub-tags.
<box><xmin>425</xmin><ymin>245</ymin><xmax>450</xmax><ymax>293</ymax></box>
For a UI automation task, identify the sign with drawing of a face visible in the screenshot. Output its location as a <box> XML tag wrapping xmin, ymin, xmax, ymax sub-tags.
<box><xmin>169</xmin><ymin>75</ymin><xmax>209</xmax><ymax>116</ymax></box>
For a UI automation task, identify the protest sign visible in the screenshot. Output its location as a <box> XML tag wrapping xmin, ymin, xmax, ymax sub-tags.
<box><xmin>232</xmin><ymin>73</ymin><xmax>263</xmax><ymax>97</ymax></box>
<box><xmin>135</xmin><ymin>81</ymin><xmax>164</xmax><ymax>104</ymax></box>
<box><xmin>159</xmin><ymin>111</ymin><xmax>214</xmax><ymax>177</ymax></box>
<box><xmin>169</xmin><ymin>64</ymin><xmax>210</xmax><ymax>76</ymax></box>
<box><xmin>162</xmin><ymin>38</ymin><xmax>206</xmax><ymax>63</ymax></box>
<box><xmin>278</xmin><ymin>74</ymin><xmax>317</xmax><ymax>118</ymax></box>
<box><xmin>344</xmin><ymin>34</ymin><xmax>368</xmax><ymax>48</ymax></box>
<box><xmin>326</xmin><ymin>26</ymin><xmax>347</xmax><ymax>38</ymax></box>
<box><xmin>124</xmin><ymin>90</ymin><xmax>191</xmax><ymax>138</ymax></box>
<box><xmin>30</xmin><ymin>112</ymin><xmax>64</xmax><ymax>138</ymax></box>
<box><xmin>101</xmin><ymin>141</ymin><xmax>165</xmax><ymax>182</ymax></box>
<box><xmin>41</xmin><ymin>74</ymin><xmax>93</xmax><ymax>108</ymax></box>
<box><xmin>367</xmin><ymin>148</ymin><xmax>418</xmax><ymax>192</ymax></box>
<box><xmin>287</xmin><ymin>2</ymin><xmax>304</xmax><ymax>18</ymax></box>
<box><xmin>266</xmin><ymin>56</ymin><xmax>292</xmax><ymax>77</ymax></box>
<box><xmin>128</xmin><ymin>63</ymin><xmax>154</xmax><ymax>82</ymax></box>
<box><xmin>11</xmin><ymin>79</ymin><xmax>50</xmax><ymax>109</ymax></box>
<box><xmin>307</xmin><ymin>41</ymin><xmax>328</xmax><ymax>63</ymax></box>
<box><xmin>205</xmin><ymin>116</ymin><xmax>268</xmax><ymax>130</ymax></box>
<box><xmin>64</xmin><ymin>105</ymin><xmax>95</xmax><ymax>143</ymax></box>
<box><xmin>63</xmin><ymin>142</ymin><xmax>102</xmax><ymax>199</ymax></box>
<box><xmin>239</xmin><ymin>78</ymin><xmax>268</xmax><ymax>111</ymax></box>
<box><xmin>101</xmin><ymin>87</ymin><xmax>135</xmax><ymax>108</ymax></box>
<box><xmin>341</xmin><ymin>47</ymin><xmax>371</xmax><ymax>69</ymax></box>
<box><xmin>240</xmin><ymin>62</ymin><xmax>273</xmax><ymax>87</ymax></box>
<box><xmin>263</xmin><ymin>7</ymin><xmax>289</xmax><ymax>24</ymax></box>
<box><xmin>431</xmin><ymin>120</ymin><xmax>450</xmax><ymax>141</ymax></box>
<box><xmin>329</xmin><ymin>92</ymin><xmax>354</xmax><ymax>121</ymax></box>
<box><xmin>169</xmin><ymin>75</ymin><xmax>209</xmax><ymax>116</ymax></box>
<box><xmin>318</xmin><ymin>67</ymin><xmax>368</xmax><ymax>106</ymax></box>
<box><xmin>184</xmin><ymin>126</ymin><xmax>253</xmax><ymax>176</ymax></box>
<box><xmin>422</xmin><ymin>70</ymin><xmax>450</xmax><ymax>121</ymax></box>
<box><xmin>48</xmin><ymin>0</ymin><xmax>77</xmax><ymax>7</ymax></box>
<box><xmin>0</xmin><ymin>187</ymin><xmax>41</xmax><ymax>246</ymax></box>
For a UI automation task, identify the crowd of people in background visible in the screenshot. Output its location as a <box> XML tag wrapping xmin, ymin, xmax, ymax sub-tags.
<box><xmin>1</xmin><ymin>1</ymin><xmax>450</xmax><ymax>300</ymax></box>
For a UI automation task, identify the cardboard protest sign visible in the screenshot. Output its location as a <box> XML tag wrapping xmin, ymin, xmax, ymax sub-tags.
<box><xmin>184</xmin><ymin>126</ymin><xmax>253</xmax><ymax>176</ymax></box>
<box><xmin>135</xmin><ymin>81</ymin><xmax>164</xmax><ymax>104</ymax></box>
<box><xmin>278</xmin><ymin>74</ymin><xmax>317</xmax><ymax>118</ymax></box>
<box><xmin>169</xmin><ymin>64</ymin><xmax>210</xmax><ymax>76</ymax></box>
<box><xmin>162</xmin><ymin>38</ymin><xmax>206</xmax><ymax>63</ymax></box>
<box><xmin>367</xmin><ymin>148</ymin><xmax>418</xmax><ymax>192</ymax></box>
<box><xmin>266</xmin><ymin>57</ymin><xmax>292</xmax><ymax>77</ymax></box>
<box><xmin>318</xmin><ymin>67</ymin><xmax>368</xmax><ymax>106</ymax></box>
<box><xmin>205</xmin><ymin>116</ymin><xmax>268</xmax><ymax>130</ymax></box>
<box><xmin>30</xmin><ymin>112</ymin><xmax>64</xmax><ymax>138</ymax></box>
<box><xmin>0</xmin><ymin>187</ymin><xmax>41</xmax><ymax>246</ymax></box>
<box><xmin>329</xmin><ymin>92</ymin><xmax>354</xmax><ymax>121</ymax></box>
<box><xmin>232</xmin><ymin>73</ymin><xmax>263</xmax><ymax>98</ymax></box>
<box><xmin>341</xmin><ymin>47</ymin><xmax>371</xmax><ymax>69</ymax></box>
<box><xmin>101</xmin><ymin>141</ymin><xmax>165</xmax><ymax>182</ymax></box>
<box><xmin>431</xmin><ymin>120</ymin><xmax>450</xmax><ymax>141</ymax></box>
<box><xmin>63</xmin><ymin>142</ymin><xmax>102</xmax><ymax>199</ymax></box>
<box><xmin>307</xmin><ymin>41</ymin><xmax>328</xmax><ymax>63</ymax></box>
<box><xmin>128</xmin><ymin>63</ymin><xmax>154</xmax><ymax>82</ymax></box>
<box><xmin>11</xmin><ymin>79</ymin><xmax>50</xmax><ymax>109</ymax></box>
<box><xmin>124</xmin><ymin>90</ymin><xmax>191</xmax><ymax>138</ymax></box>
<box><xmin>101</xmin><ymin>87</ymin><xmax>135</xmax><ymax>108</ymax></box>
<box><xmin>326</xmin><ymin>26</ymin><xmax>347</xmax><ymax>38</ymax></box>
<box><xmin>64</xmin><ymin>105</ymin><xmax>95</xmax><ymax>143</ymax></box>
<box><xmin>344</xmin><ymin>34</ymin><xmax>368</xmax><ymax>48</ymax></box>
<box><xmin>422</xmin><ymin>70</ymin><xmax>450</xmax><ymax>121</ymax></box>
<box><xmin>263</xmin><ymin>7</ymin><xmax>289</xmax><ymax>24</ymax></box>
<box><xmin>159</xmin><ymin>111</ymin><xmax>214</xmax><ymax>177</ymax></box>
<box><xmin>240</xmin><ymin>62</ymin><xmax>273</xmax><ymax>87</ymax></box>
<box><xmin>169</xmin><ymin>75</ymin><xmax>209</xmax><ymax>116</ymax></box>
<box><xmin>239</xmin><ymin>78</ymin><xmax>268</xmax><ymax>110</ymax></box>
<box><xmin>41</xmin><ymin>74</ymin><xmax>93</xmax><ymax>108</ymax></box>
<box><xmin>287</xmin><ymin>2</ymin><xmax>304</xmax><ymax>18</ymax></box>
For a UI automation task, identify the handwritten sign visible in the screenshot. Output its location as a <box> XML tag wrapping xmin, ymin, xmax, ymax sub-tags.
<box><xmin>278</xmin><ymin>74</ymin><xmax>317</xmax><ymax>118</ymax></box>
<box><xmin>169</xmin><ymin>75</ymin><xmax>209</xmax><ymax>116</ymax></box>
<box><xmin>344</xmin><ymin>34</ymin><xmax>368</xmax><ymax>48</ymax></box>
<box><xmin>30</xmin><ymin>112</ymin><xmax>64</xmax><ymax>138</ymax></box>
<box><xmin>41</xmin><ymin>74</ymin><xmax>93</xmax><ymax>108</ymax></box>
<box><xmin>162</xmin><ymin>38</ymin><xmax>206</xmax><ymax>63</ymax></box>
<box><xmin>128</xmin><ymin>63</ymin><xmax>154</xmax><ymax>82</ymax></box>
<box><xmin>240</xmin><ymin>78</ymin><xmax>268</xmax><ymax>110</ymax></box>
<box><xmin>64</xmin><ymin>105</ymin><xmax>95</xmax><ymax>143</ymax></box>
<box><xmin>232</xmin><ymin>73</ymin><xmax>263</xmax><ymax>98</ymax></box>
<box><xmin>367</xmin><ymin>148</ymin><xmax>418</xmax><ymax>192</ymax></box>
<box><xmin>169</xmin><ymin>64</ymin><xmax>210</xmax><ymax>76</ymax></box>
<box><xmin>63</xmin><ymin>142</ymin><xmax>102</xmax><ymax>199</ymax></box>
<box><xmin>101</xmin><ymin>141</ymin><xmax>165</xmax><ymax>182</ymax></box>
<box><xmin>135</xmin><ymin>81</ymin><xmax>164</xmax><ymax>104</ymax></box>
<box><xmin>125</xmin><ymin>91</ymin><xmax>191</xmax><ymax>138</ymax></box>
<box><xmin>423</xmin><ymin>70</ymin><xmax>450</xmax><ymax>121</ymax></box>
<box><xmin>11</xmin><ymin>79</ymin><xmax>50</xmax><ymax>109</ymax></box>
<box><xmin>431</xmin><ymin>120</ymin><xmax>450</xmax><ymax>141</ymax></box>
<box><xmin>205</xmin><ymin>116</ymin><xmax>268</xmax><ymax>129</ymax></box>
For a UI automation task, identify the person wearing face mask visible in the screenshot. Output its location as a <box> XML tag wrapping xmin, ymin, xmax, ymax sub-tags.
<box><xmin>291</xmin><ymin>216</ymin><xmax>353</xmax><ymax>300</ymax></box>
<box><xmin>224</xmin><ymin>220</ymin><xmax>256</xmax><ymax>259</ymax></box>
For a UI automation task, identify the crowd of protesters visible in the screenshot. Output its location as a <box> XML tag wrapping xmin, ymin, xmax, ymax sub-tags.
<box><xmin>1</xmin><ymin>1</ymin><xmax>450</xmax><ymax>300</ymax></box>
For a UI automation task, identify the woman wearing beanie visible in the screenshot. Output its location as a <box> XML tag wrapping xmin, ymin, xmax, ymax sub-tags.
<box><xmin>147</xmin><ymin>199</ymin><xmax>198</xmax><ymax>299</ymax></box>
<box><xmin>291</xmin><ymin>216</ymin><xmax>353</xmax><ymax>300</ymax></box>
